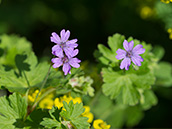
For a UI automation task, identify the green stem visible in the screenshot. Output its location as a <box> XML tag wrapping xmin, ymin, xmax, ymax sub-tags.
<box><xmin>23</xmin><ymin>71</ymin><xmax>31</xmax><ymax>88</ymax></box>
<box><xmin>32</xmin><ymin>64</ymin><xmax>52</xmax><ymax>109</ymax></box>
<box><xmin>31</xmin><ymin>88</ymin><xmax>56</xmax><ymax>111</ymax></box>
<box><xmin>23</xmin><ymin>71</ymin><xmax>31</xmax><ymax>106</ymax></box>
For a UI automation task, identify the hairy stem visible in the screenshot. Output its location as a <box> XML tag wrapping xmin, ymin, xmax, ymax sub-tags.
<box><xmin>31</xmin><ymin>64</ymin><xmax>52</xmax><ymax>109</ymax></box>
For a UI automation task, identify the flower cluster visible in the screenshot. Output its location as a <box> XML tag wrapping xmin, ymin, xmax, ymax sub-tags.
<box><xmin>167</xmin><ymin>28</ymin><xmax>172</xmax><ymax>40</ymax></box>
<box><xmin>116</xmin><ymin>40</ymin><xmax>145</xmax><ymax>70</ymax></box>
<box><xmin>51</xmin><ymin>29</ymin><xmax>81</xmax><ymax>75</ymax></box>
<box><xmin>161</xmin><ymin>0</ymin><xmax>172</xmax><ymax>4</ymax></box>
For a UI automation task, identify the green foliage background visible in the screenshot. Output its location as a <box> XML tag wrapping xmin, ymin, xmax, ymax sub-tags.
<box><xmin>0</xmin><ymin>0</ymin><xmax>172</xmax><ymax>128</ymax></box>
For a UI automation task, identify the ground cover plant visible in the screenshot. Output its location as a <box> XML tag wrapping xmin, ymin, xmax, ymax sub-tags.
<box><xmin>0</xmin><ymin>0</ymin><xmax>172</xmax><ymax>128</ymax></box>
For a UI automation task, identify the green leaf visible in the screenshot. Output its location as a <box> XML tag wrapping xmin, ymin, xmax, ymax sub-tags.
<box><xmin>154</xmin><ymin>62</ymin><xmax>172</xmax><ymax>87</ymax></box>
<box><xmin>0</xmin><ymin>93</ymin><xmax>27</xmax><ymax>129</ymax></box>
<box><xmin>122</xmin><ymin>80</ymin><xmax>140</xmax><ymax>105</ymax></box>
<box><xmin>155</xmin><ymin>1</ymin><xmax>172</xmax><ymax>29</ymax></box>
<box><xmin>28</xmin><ymin>108</ymin><xmax>49</xmax><ymax>128</ymax></box>
<box><xmin>98</xmin><ymin>44</ymin><xmax>116</xmax><ymax>63</ymax></box>
<box><xmin>152</xmin><ymin>46</ymin><xmax>165</xmax><ymax>60</ymax></box>
<box><xmin>0</xmin><ymin>34</ymin><xmax>32</xmax><ymax>67</ymax></box>
<box><xmin>90</xmin><ymin>93</ymin><xmax>143</xmax><ymax>128</ymax></box>
<box><xmin>129</xmin><ymin>72</ymin><xmax>155</xmax><ymax>90</ymax></box>
<box><xmin>102</xmin><ymin>68</ymin><xmax>140</xmax><ymax>105</ymax></box>
<box><xmin>60</xmin><ymin>101</ymin><xmax>90</xmax><ymax>129</ymax></box>
<box><xmin>40</xmin><ymin>118</ymin><xmax>62</xmax><ymax>128</ymax></box>
<box><xmin>107</xmin><ymin>33</ymin><xmax>125</xmax><ymax>53</ymax></box>
<box><xmin>0</xmin><ymin>52</ymin><xmax>50</xmax><ymax>93</ymax></box>
<box><xmin>141</xmin><ymin>90</ymin><xmax>158</xmax><ymax>110</ymax></box>
<box><xmin>125</xmin><ymin>106</ymin><xmax>144</xmax><ymax>127</ymax></box>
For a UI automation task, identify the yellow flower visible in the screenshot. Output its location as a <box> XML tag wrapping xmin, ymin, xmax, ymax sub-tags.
<box><xmin>39</xmin><ymin>98</ymin><xmax>54</xmax><ymax>109</ymax></box>
<box><xmin>140</xmin><ymin>6</ymin><xmax>153</xmax><ymax>19</ymax></box>
<box><xmin>54</xmin><ymin>97</ymin><xmax>63</xmax><ymax>109</ymax></box>
<box><xmin>28</xmin><ymin>90</ymin><xmax>41</xmax><ymax>103</ymax></box>
<box><xmin>168</xmin><ymin>28</ymin><xmax>172</xmax><ymax>33</ymax></box>
<box><xmin>54</xmin><ymin>95</ymin><xmax>82</xmax><ymax>109</ymax></box>
<box><xmin>167</xmin><ymin>28</ymin><xmax>172</xmax><ymax>40</ymax></box>
<box><xmin>161</xmin><ymin>0</ymin><xmax>171</xmax><ymax>3</ymax></box>
<box><xmin>82</xmin><ymin>106</ymin><xmax>94</xmax><ymax>123</ymax></box>
<box><xmin>93</xmin><ymin>119</ymin><xmax>111</xmax><ymax>129</ymax></box>
<box><xmin>169</xmin><ymin>33</ymin><xmax>172</xmax><ymax>39</ymax></box>
<box><xmin>73</xmin><ymin>97</ymin><xmax>82</xmax><ymax>104</ymax></box>
<box><xmin>61</xmin><ymin>95</ymin><xmax>73</xmax><ymax>104</ymax></box>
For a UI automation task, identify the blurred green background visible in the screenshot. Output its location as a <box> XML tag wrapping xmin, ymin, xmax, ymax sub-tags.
<box><xmin>0</xmin><ymin>0</ymin><xmax>172</xmax><ymax>128</ymax></box>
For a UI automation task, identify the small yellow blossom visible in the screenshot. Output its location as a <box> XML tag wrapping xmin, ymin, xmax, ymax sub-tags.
<box><xmin>39</xmin><ymin>98</ymin><xmax>54</xmax><ymax>109</ymax></box>
<box><xmin>167</xmin><ymin>28</ymin><xmax>172</xmax><ymax>40</ymax></box>
<box><xmin>73</xmin><ymin>97</ymin><xmax>82</xmax><ymax>104</ymax></box>
<box><xmin>54</xmin><ymin>95</ymin><xmax>82</xmax><ymax>109</ymax></box>
<box><xmin>161</xmin><ymin>0</ymin><xmax>171</xmax><ymax>3</ymax></box>
<box><xmin>28</xmin><ymin>90</ymin><xmax>41</xmax><ymax>103</ymax></box>
<box><xmin>54</xmin><ymin>98</ymin><xmax>63</xmax><ymax>109</ymax></box>
<box><xmin>93</xmin><ymin>119</ymin><xmax>111</xmax><ymax>129</ymax></box>
<box><xmin>61</xmin><ymin>95</ymin><xmax>73</xmax><ymax>104</ymax></box>
<box><xmin>82</xmin><ymin>106</ymin><xmax>94</xmax><ymax>123</ymax></box>
<box><xmin>140</xmin><ymin>6</ymin><xmax>153</xmax><ymax>19</ymax></box>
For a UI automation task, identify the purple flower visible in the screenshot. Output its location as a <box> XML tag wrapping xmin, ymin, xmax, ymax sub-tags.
<box><xmin>116</xmin><ymin>40</ymin><xmax>145</xmax><ymax>70</ymax></box>
<box><xmin>51</xmin><ymin>29</ymin><xmax>78</xmax><ymax>57</ymax></box>
<box><xmin>51</xmin><ymin>49</ymin><xmax>81</xmax><ymax>75</ymax></box>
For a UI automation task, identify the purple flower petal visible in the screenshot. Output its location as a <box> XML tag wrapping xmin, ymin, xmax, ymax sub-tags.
<box><xmin>69</xmin><ymin>58</ymin><xmax>81</xmax><ymax>68</ymax></box>
<box><xmin>64</xmin><ymin>30</ymin><xmax>70</xmax><ymax>41</ymax></box>
<box><xmin>63</xmin><ymin>47</ymin><xmax>74</xmax><ymax>58</ymax></box>
<box><xmin>116</xmin><ymin>49</ymin><xmax>126</xmax><ymax>60</ymax></box>
<box><xmin>132</xmin><ymin>44</ymin><xmax>145</xmax><ymax>55</ymax></box>
<box><xmin>131</xmin><ymin>56</ymin><xmax>142</xmax><ymax>66</ymax></box>
<box><xmin>60</xmin><ymin>29</ymin><xmax>70</xmax><ymax>42</ymax></box>
<box><xmin>123</xmin><ymin>40</ymin><xmax>130</xmax><ymax>51</ymax></box>
<box><xmin>52</xmin><ymin>45</ymin><xmax>63</xmax><ymax>57</ymax></box>
<box><xmin>51</xmin><ymin>58</ymin><xmax>63</xmax><ymax>68</ymax></box>
<box><xmin>63</xmin><ymin>63</ymin><xmax>71</xmax><ymax>75</ymax></box>
<box><xmin>131</xmin><ymin>55</ymin><xmax>144</xmax><ymax>66</ymax></box>
<box><xmin>60</xmin><ymin>29</ymin><xmax>66</xmax><ymax>40</ymax></box>
<box><xmin>128</xmin><ymin>40</ymin><xmax>134</xmax><ymax>51</ymax></box>
<box><xmin>51</xmin><ymin>32</ymin><xmax>61</xmax><ymax>44</ymax></box>
<box><xmin>120</xmin><ymin>57</ymin><xmax>131</xmax><ymax>70</ymax></box>
<box><xmin>66</xmin><ymin>39</ymin><xmax>78</xmax><ymax>48</ymax></box>
<box><xmin>71</xmin><ymin>49</ymin><xmax>79</xmax><ymax>57</ymax></box>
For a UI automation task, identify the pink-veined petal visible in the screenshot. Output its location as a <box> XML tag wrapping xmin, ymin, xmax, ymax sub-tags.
<box><xmin>69</xmin><ymin>58</ymin><xmax>81</xmax><ymax>68</ymax></box>
<box><xmin>66</xmin><ymin>39</ymin><xmax>78</xmax><ymax>48</ymax></box>
<box><xmin>132</xmin><ymin>44</ymin><xmax>145</xmax><ymax>55</ymax></box>
<box><xmin>131</xmin><ymin>56</ymin><xmax>141</xmax><ymax>66</ymax></box>
<box><xmin>131</xmin><ymin>55</ymin><xmax>144</xmax><ymax>66</ymax></box>
<box><xmin>52</xmin><ymin>45</ymin><xmax>64</xmax><ymax>58</ymax></box>
<box><xmin>128</xmin><ymin>40</ymin><xmax>134</xmax><ymax>51</ymax></box>
<box><xmin>51</xmin><ymin>58</ymin><xmax>63</xmax><ymax>68</ymax></box>
<box><xmin>62</xmin><ymin>63</ymin><xmax>71</xmax><ymax>75</ymax></box>
<box><xmin>116</xmin><ymin>49</ymin><xmax>126</xmax><ymax>60</ymax></box>
<box><xmin>51</xmin><ymin>32</ymin><xmax>61</xmax><ymax>44</ymax></box>
<box><xmin>63</xmin><ymin>30</ymin><xmax>70</xmax><ymax>41</ymax></box>
<box><xmin>123</xmin><ymin>40</ymin><xmax>130</xmax><ymax>51</ymax></box>
<box><xmin>120</xmin><ymin>57</ymin><xmax>131</xmax><ymax>70</ymax></box>
<box><xmin>60</xmin><ymin>29</ymin><xmax>66</xmax><ymax>41</ymax></box>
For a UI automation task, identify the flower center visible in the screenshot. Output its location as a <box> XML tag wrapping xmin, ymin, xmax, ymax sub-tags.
<box><xmin>62</xmin><ymin>56</ymin><xmax>69</xmax><ymax>63</ymax></box>
<box><xmin>60</xmin><ymin>42</ymin><xmax>66</xmax><ymax>48</ymax></box>
<box><xmin>126</xmin><ymin>51</ymin><xmax>132</xmax><ymax>58</ymax></box>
